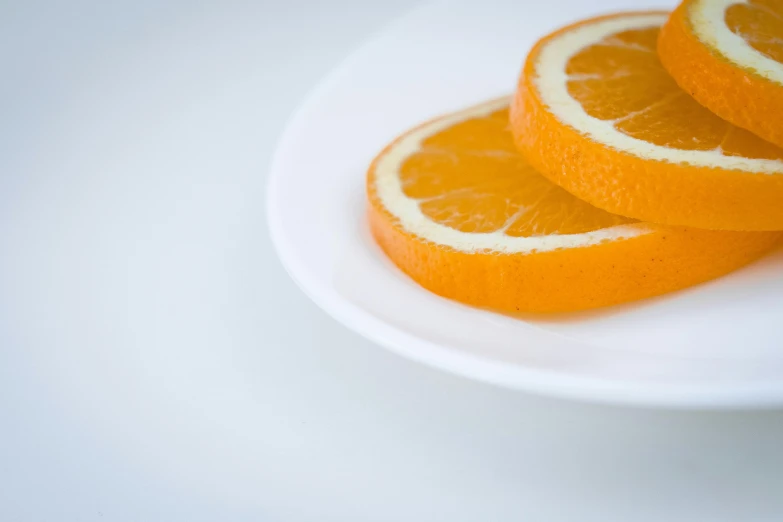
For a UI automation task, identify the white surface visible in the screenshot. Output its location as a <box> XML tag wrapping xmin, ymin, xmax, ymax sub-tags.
<box><xmin>2</xmin><ymin>1</ymin><xmax>783</xmax><ymax>521</ymax></box>
<box><xmin>268</xmin><ymin>0</ymin><xmax>783</xmax><ymax>408</ymax></box>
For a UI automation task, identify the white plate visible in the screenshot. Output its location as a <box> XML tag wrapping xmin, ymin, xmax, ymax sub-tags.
<box><xmin>267</xmin><ymin>0</ymin><xmax>783</xmax><ymax>408</ymax></box>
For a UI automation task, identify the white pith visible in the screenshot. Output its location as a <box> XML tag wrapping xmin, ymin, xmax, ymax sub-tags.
<box><xmin>372</xmin><ymin>97</ymin><xmax>651</xmax><ymax>255</ymax></box>
<box><xmin>691</xmin><ymin>0</ymin><xmax>783</xmax><ymax>87</ymax></box>
<box><xmin>534</xmin><ymin>12</ymin><xmax>783</xmax><ymax>174</ymax></box>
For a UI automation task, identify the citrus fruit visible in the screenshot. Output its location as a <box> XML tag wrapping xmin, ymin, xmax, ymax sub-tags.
<box><xmin>511</xmin><ymin>11</ymin><xmax>783</xmax><ymax>231</ymax></box>
<box><xmin>367</xmin><ymin>98</ymin><xmax>781</xmax><ymax>313</ymax></box>
<box><xmin>660</xmin><ymin>0</ymin><xmax>783</xmax><ymax>149</ymax></box>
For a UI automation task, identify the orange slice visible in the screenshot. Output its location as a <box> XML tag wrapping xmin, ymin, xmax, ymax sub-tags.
<box><xmin>367</xmin><ymin>98</ymin><xmax>781</xmax><ymax>313</ymax></box>
<box><xmin>660</xmin><ymin>0</ymin><xmax>783</xmax><ymax>149</ymax></box>
<box><xmin>511</xmin><ymin>11</ymin><xmax>783</xmax><ymax>231</ymax></box>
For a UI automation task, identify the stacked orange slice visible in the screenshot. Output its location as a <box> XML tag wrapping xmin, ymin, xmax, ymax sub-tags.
<box><xmin>366</xmin><ymin>3</ymin><xmax>783</xmax><ymax>313</ymax></box>
<box><xmin>660</xmin><ymin>0</ymin><xmax>783</xmax><ymax>150</ymax></box>
<box><xmin>512</xmin><ymin>11</ymin><xmax>783</xmax><ymax>231</ymax></box>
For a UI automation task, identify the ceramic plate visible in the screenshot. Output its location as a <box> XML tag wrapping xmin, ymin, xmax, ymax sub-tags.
<box><xmin>268</xmin><ymin>0</ymin><xmax>783</xmax><ymax>408</ymax></box>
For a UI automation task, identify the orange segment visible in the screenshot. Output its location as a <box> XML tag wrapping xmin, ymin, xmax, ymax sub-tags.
<box><xmin>367</xmin><ymin>98</ymin><xmax>781</xmax><ymax>313</ymax></box>
<box><xmin>400</xmin><ymin>108</ymin><xmax>633</xmax><ymax>237</ymax></box>
<box><xmin>726</xmin><ymin>0</ymin><xmax>783</xmax><ymax>63</ymax></box>
<box><xmin>659</xmin><ymin>0</ymin><xmax>783</xmax><ymax>149</ymax></box>
<box><xmin>512</xmin><ymin>11</ymin><xmax>783</xmax><ymax>231</ymax></box>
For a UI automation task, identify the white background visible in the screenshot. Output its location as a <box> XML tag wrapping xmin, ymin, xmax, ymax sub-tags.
<box><xmin>2</xmin><ymin>1</ymin><xmax>783</xmax><ymax>521</ymax></box>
